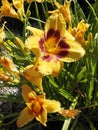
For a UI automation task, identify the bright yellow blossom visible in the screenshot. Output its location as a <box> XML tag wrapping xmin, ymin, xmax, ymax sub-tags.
<box><xmin>24</xmin><ymin>12</ymin><xmax>85</xmax><ymax>87</ymax></box>
<box><xmin>68</xmin><ymin>20</ymin><xmax>90</xmax><ymax>46</ymax></box>
<box><xmin>49</xmin><ymin>0</ymin><xmax>72</xmax><ymax>25</ymax></box>
<box><xmin>0</xmin><ymin>0</ymin><xmax>25</xmax><ymax>21</ymax></box>
<box><xmin>12</xmin><ymin>0</ymin><xmax>24</xmax><ymax>20</ymax></box>
<box><xmin>17</xmin><ymin>84</ymin><xmax>61</xmax><ymax>127</ymax></box>
<box><xmin>0</xmin><ymin>0</ymin><xmax>18</xmax><ymax>19</ymax></box>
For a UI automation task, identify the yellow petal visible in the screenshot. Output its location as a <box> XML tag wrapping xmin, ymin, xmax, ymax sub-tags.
<box><xmin>54</xmin><ymin>0</ymin><xmax>72</xmax><ymax>24</ymax></box>
<box><xmin>37</xmin><ymin>57</ymin><xmax>63</xmax><ymax>77</ymax></box>
<box><xmin>45</xmin><ymin>12</ymin><xmax>66</xmax><ymax>37</ymax></box>
<box><xmin>12</xmin><ymin>0</ymin><xmax>24</xmax><ymax>21</ymax></box>
<box><xmin>26</xmin><ymin>26</ymin><xmax>43</xmax><ymax>37</ymax></box>
<box><xmin>51</xmin><ymin>59</ymin><xmax>64</xmax><ymax>77</ymax></box>
<box><xmin>23</xmin><ymin>65</ymin><xmax>42</xmax><ymax>89</ymax></box>
<box><xmin>12</xmin><ymin>0</ymin><xmax>24</xmax><ymax>10</ymax></box>
<box><xmin>17</xmin><ymin>107</ymin><xmax>34</xmax><ymax>128</ymax></box>
<box><xmin>68</xmin><ymin>20</ymin><xmax>90</xmax><ymax>46</ymax></box>
<box><xmin>75</xmin><ymin>31</ymin><xmax>85</xmax><ymax>45</ymax></box>
<box><xmin>22</xmin><ymin>84</ymin><xmax>34</xmax><ymax>102</ymax></box>
<box><xmin>25</xmin><ymin>26</ymin><xmax>44</xmax><ymax>57</ymax></box>
<box><xmin>44</xmin><ymin>100</ymin><xmax>61</xmax><ymax>113</ymax></box>
<box><xmin>58</xmin><ymin>31</ymin><xmax>85</xmax><ymax>62</ymax></box>
<box><xmin>77</xmin><ymin>20</ymin><xmax>90</xmax><ymax>32</ymax></box>
<box><xmin>0</xmin><ymin>0</ymin><xmax>18</xmax><ymax>19</ymax></box>
<box><xmin>36</xmin><ymin>108</ymin><xmax>47</xmax><ymax>126</ymax></box>
<box><xmin>25</xmin><ymin>35</ymin><xmax>41</xmax><ymax>58</ymax></box>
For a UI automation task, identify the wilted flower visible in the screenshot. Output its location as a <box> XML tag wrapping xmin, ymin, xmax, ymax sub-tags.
<box><xmin>0</xmin><ymin>73</ymin><xmax>11</xmax><ymax>81</ymax></box>
<box><xmin>0</xmin><ymin>56</ymin><xmax>20</xmax><ymax>79</ymax></box>
<box><xmin>0</xmin><ymin>68</ymin><xmax>11</xmax><ymax>81</ymax></box>
<box><xmin>59</xmin><ymin>109</ymin><xmax>81</xmax><ymax>119</ymax></box>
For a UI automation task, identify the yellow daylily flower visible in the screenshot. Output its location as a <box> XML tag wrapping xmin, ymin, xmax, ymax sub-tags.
<box><xmin>24</xmin><ymin>12</ymin><xmax>85</xmax><ymax>83</ymax></box>
<box><xmin>49</xmin><ymin>0</ymin><xmax>72</xmax><ymax>25</ymax></box>
<box><xmin>68</xmin><ymin>20</ymin><xmax>90</xmax><ymax>46</ymax></box>
<box><xmin>0</xmin><ymin>0</ymin><xmax>18</xmax><ymax>19</ymax></box>
<box><xmin>17</xmin><ymin>84</ymin><xmax>61</xmax><ymax>127</ymax></box>
<box><xmin>0</xmin><ymin>0</ymin><xmax>25</xmax><ymax>21</ymax></box>
<box><xmin>12</xmin><ymin>0</ymin><xmax>24</xmax><ymax>10</ymax></box>
<box><xmin>12</xmin><ymin>0</ymin><xmax>25</xmax><ymax>21</ymax></box>
<box><xmin>0</xmin><ymin>56</ymin><xmax>20</xmax><ymax>79</ymax></box>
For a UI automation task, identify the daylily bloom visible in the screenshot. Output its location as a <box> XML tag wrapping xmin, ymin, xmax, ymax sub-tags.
<box><xmin>68</xmin><ymin>20</ymin><xmax>90</xmax><ymax>46</ymax></box>
<box><xmin>17</xmin><ymin>84</ymin><xmax>61</xmax><ymax>127</ymax></box>
<box><xmin>0</xmin><ymin>0</ymin><xmax>25</xmax><ymax>21</ymax></box>
<box><xmin>12</xmin><ymin>0</ymin><xmax>25</xmax><ymax>20</ymax></box>
<box><xmin>49</xmin><ymin>0</ymin><xmax>72</xmax><ymax>25</ymax></box>
<box><xmin>0</xmin><ymin>56</ymin><xmax>20</xmax><ymax>79</ymax></box>
<box><xmin>24</xmin><ymin>12</ymin><xmax>85</xmax><ymax>86</ymax></box>
<box><xmin>0</xmin><ymin>0</ymin><xmax>18</xmax><ymax>19</ymax></box>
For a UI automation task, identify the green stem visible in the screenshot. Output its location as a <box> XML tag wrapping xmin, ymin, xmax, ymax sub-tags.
<box><xmin>41</xmin><ymin>3</ymin><xmax>48</xmax><ymax>19</ymax></box>
<box><xmin>29</xmin><ymin>17</ymin><xmax>45</xmax><ymax>24</ymax></box>
<box><xmin>35</xmin><ymin>1</ymin><xmax>42</xmax><ymax>29</ymax></box>
<box><xmin>26</xmin><ymin>3</ymin><xmax>31</xmax><ymax>17</ymax></box>
<box><xmin>5</xmin><ymin>26</ymin><xmax>15</xmax><ymax>38</ymax></box>
<box><xmin>73</xmin><ymin>0</ymin><xmax>79</xmax><ymax>25</ymax></box>
<box><xmin>23</xmin><ymin>19</ymin><xmax>27</xmax><ymax>42</ymax></box>
<box><xmin>85</xmin><ymin>0</ymin><xmax>98</xmax><ymax>22</ymax></box>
